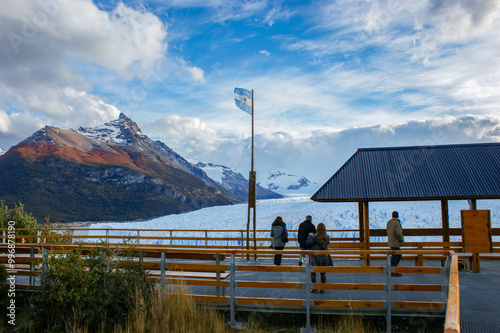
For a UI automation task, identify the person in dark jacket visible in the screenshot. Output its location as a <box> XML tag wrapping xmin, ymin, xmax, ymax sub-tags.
<box><xmin>306</xmin><ymin>223</ymin><xmax>333</xmax><ymax>293</ymax></box>
<box><xmin>297</xmin><ymin>215</ymin><xmax>316</xmax><ymax>266</ymax></box>
<box><xmin>270</xmin><ymin>216</ymin><xmax>288</xmax><ymax>265</ymax></box>
<box><xmin>387</xmin><ymin>211</ymin><xmax>404</xmax><ymax>276</ymax></box>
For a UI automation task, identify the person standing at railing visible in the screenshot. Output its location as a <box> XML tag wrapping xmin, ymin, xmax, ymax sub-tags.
<box><xmin>306</xmin><ymin>223</ymin><xmax>333</xmax><ymax>293</ymax></box>
<box><xmin>387</xmin><ymin>211</ymin><xmax>404</xmax><ymax>277</ymax></box>
<box><xmin>270</xmin><ymin>216</ymin><xmax>288</xmax><ymax>266</ymax></box>
<box><xmin>297</xmin><ymin>215</ymin><xmax>316</xmax><ymax>266</ymax></box>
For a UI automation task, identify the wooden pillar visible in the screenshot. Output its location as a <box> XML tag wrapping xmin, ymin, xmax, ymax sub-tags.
<box><xmin>441</xmin><ymin>199</ymin><xmax>450</xmax><ymax>243</ymax></box>
<box><xmin>363</xmin><ymin>201</ymin><xmax>370</xmax><ymax>266</ymax></box>
<box><xmin>470</xmin><ymin>199</ymin><xmax>477</xmax><ymax>210</ymax></box>
<box><xmin>358</xmin><ymin>202</ymin><xmax>365</xmax><ymax>243</ymax></box>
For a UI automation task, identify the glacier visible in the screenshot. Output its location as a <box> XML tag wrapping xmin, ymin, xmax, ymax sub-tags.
<box><xmin>83</xmin><ymin>196</ymin><xmax>500</xmax><ymax>247</ymax></box>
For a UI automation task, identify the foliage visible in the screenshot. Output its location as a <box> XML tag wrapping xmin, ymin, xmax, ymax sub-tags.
<box><xmin>110</xmin><ymin>284</ymin><xmax>230</xmax><ymax>333</ymax></box>
<box><xmin>0</xmin><ymin>201</ymin><xmax>38</xmax><ymax>242</ymax></box>
<box><xmin>38</xmin><ymin>219</ymin><xmax>72</xmax><ymax>244</ymax></box>
<box><xmin>26</xmin><ymin>246</ymin><xmax>151</xmax><ymax>332</ymax></box>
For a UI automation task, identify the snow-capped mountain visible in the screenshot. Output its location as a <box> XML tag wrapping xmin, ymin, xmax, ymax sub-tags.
<box><xmin>195</xmin><ymin>162</ymin><xmax>282</xmax><ymax>200</ymax></box>
<box><xmin>0</xmin><ymin>113</ymin><xmax>241</xmax><ymax>222</ymax></box>
<box><xmin>0</xmin><ymin>147</ymin><xmax>5</xmax><ymax>156</ymax></box>
<box><xmin>263</xmin><ymin>171</ymin><xmax>318</xmax><ymax>195</ymax></box>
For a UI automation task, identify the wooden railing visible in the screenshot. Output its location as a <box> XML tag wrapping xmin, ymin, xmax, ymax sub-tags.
<box><xmin>445</xmin><ymin>251</ymin><xmax>460</xmax><ymax>333</ymax></box>
<box><xmin>2</xmin><ymin>242</ymin><xmax>461</xmax><ymax>333</ymax></box>
<box><xmin>2</xmin><ymin>227</ymin><xmax>499</xmax><ymax>245</ymax></box>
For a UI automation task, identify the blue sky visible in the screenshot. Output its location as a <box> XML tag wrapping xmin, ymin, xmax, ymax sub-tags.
<box><xmin>1</xmin><ymin>0</ymin><xmax>499</xmax><ymax>182</ymax></box>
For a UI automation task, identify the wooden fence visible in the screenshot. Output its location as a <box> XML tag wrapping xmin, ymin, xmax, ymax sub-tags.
<box><xmin>2</xmin><ymin>227</ymin><xmax>499</xmax><ymax>272</ymax></box>
<box><xmin>1</xmin><ymin>241</ymin><xmax>461</xmax><ymax>333</ymax></box>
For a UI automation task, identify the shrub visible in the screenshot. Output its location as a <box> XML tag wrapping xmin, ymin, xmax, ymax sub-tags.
<box><xmin>117</xmin><ymin>284</ymin><xmax>230</xmax><ymax>333</ymax></box>
<box><xmin>0</xmin><ymin>201</ymin><xmax>38</xmax><ymax>242</ymax></box>
<box><xmin>27</xmin><ymin>246</ymin><xmax>151</xmax><ymax>332</ymax></box>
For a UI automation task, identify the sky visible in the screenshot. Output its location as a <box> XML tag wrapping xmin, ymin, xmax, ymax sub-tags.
<box><xmin>1</xmin><ymin>0</ymin><xmax>500</xmax><ymax>184</ymax></box>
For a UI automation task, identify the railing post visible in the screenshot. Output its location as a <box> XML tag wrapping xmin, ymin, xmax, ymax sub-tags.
<box><xmin>105</xmin><ymin>230</ymin><xmax>109</xmax><ymax>244</ymax></box>
<box><xmin>169</xmin><ymin>231</ymin><xmax>173</xmax><ymax>247</ymax></box>
<box><xmin>229</xmin><ymin>253</ymin><xmax>237</xmax><ymax>326</ymax></box>
<box><xmin>240</xmin><ymin>232</ymin><xmax>244</xmax><ymax>259</ymax></box>
<box><xmin>216</xmin><ymin>253</ymin><xmax>221</xmax><ymax>296</ymax></box>
<box><xmin>304</xmin><ymin>254</ymin><xmax>313</xmax><ymax>332</ymax></box>
<box><xmin>386</xmin><ymin>254</ymin><xmax>392</xmax><ymax>333</ymax></box>
<box><xmin>71</xmin><ymin>230</ymin><xmax>74</xmax><ymax>244</ymax></box>
<box><xmin>137</xmin><ymin>230</ymin><xmax>140</xmax><ymax>246</ymax></box>
<box><xmin>36</xmin><ymin>230</ymin><xmax>40</xmax><ymax>244</ymax></box>
<box><xmin>205</xmin><ymin>231</ymin><xmax>208</xmax><ymax>249</ymax></box>
<box><xmin>160</xmin><ymin>252</ymin><xmax>166</xmax><ymax>285</ymax></box>
<box><xmin>29</xmin><ymin>247</ymin><xmax>35</xmax><ymax>286</ymax></box>
<box><xmin>2</xmin><ymin>230</ymin><xmax>4</xmax><ymax>243</ymax></box>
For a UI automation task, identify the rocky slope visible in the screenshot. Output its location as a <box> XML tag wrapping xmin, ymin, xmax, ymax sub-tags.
<box><xmin>0</xmin><ymin>114</ymin><xmax>240</xmax><ymax>222</ymax></box>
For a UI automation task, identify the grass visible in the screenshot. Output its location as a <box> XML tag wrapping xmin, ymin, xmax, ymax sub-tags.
<box><xmin>73</xmin><ymin>284</ymin><xmax>230</xmax><ymax>333</ymax></box>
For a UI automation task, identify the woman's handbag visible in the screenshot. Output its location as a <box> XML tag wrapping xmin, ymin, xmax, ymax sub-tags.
<box><xmin>282</xmin><ymin>229</ymin><xmax>289</xmax><ymax>243</ymax></box>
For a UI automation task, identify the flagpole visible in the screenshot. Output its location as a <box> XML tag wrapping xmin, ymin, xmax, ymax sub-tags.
<box><xmin>246</xmin><ymin>90</ymin><xmax>257</xmax><ymax>260</ymax></box>
<box><xmin>251</xmin><ymin>90</ymin><xmax>257</xmax><ymax>260</ymax></box>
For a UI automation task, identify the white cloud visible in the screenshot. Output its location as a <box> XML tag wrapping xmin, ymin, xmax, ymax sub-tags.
<box><xmin>180</xmin><ymin>60</ymin><xmax>205</xmax><ymax>82</ymax></box>
<box><xmin>259</xmin><ymin>50</ymin><xmax>271</xmax><ymax>56</ymax></box>
<box><xmin>0</xmin><ymin>111</ymin><xmax>46</xmax><ymax>148</ymax></box>
<box><xmin>0</xmin><ymin>110</ymin><xmax>12</xmax><ymax>134</ymax></box>
<box><xmin>146</xmin><ymin>113</ymin><xmax>500</xmax><ymax>182</ymax></box>
<box><xmin>0</xmin><ymin>0</ymin><xmax>166</xmax><ymax>137</ymax></box>
<box><xmin>148</xmin><ymin>115</ymin><xmax>221</xmax><ymax>153</ymax></box>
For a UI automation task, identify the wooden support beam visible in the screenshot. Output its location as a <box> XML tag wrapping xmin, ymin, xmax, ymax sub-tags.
<box><xmin>358</xmin><ymin>201</ymin><xmax>365</xmax><ymax>243</ymax></box>
<box><xmin>363</xmin><ymin>201</ymin><xmax>371</xmax><ymax>266</ymax></box>
<box><xmin>441</xmin><ymin>199</ymin><xmax>450</xmax><ymax>243</ymax></box>
<box><xmin>470</xmin><ymin>199</ymin><xmax>477</xmax><ymax>210</ymax></box>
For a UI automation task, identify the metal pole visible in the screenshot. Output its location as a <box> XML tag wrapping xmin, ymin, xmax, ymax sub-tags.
<box><xmin>160</xmin><ymin>252</ymin><xmax>166</xmax><ymax>285</ymax></box>
<box><xmin>304</xmin><ymin>254</ymin><xmax>313</xmax><ymax>332</ymax></box>
<box><xmin>387</xmin><ymin>254</ymin><xmax>392</xmax><ymax>333</ymax></box>
<box><xmin>229</xmin><ymin>253</ymin><xmax>237</xmax><ymax>325</ymax></box>
<box><xmin>216</xmin><ymin>253</ymin><xmax>221</xmax><ymax>296</ymax></box>
<box><xmin>251</xmin><ymin>90</ymin><xmax>257</xmax><ymax>260</ymax></box>
<box><xmin>241</xmin><ymin>232</ymin><xmax>244</xmax><ymax>259</ymax></box>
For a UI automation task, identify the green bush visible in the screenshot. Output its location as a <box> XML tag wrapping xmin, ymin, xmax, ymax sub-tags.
<box><xmin>27</xmin><ymin>246</ymin><xmax>151</xmax><ymax>332</ymax></box>
<box><xmin>0</xmin><ymin>201</ymin><xmax>38</xmax><ymax>242</ymax></box>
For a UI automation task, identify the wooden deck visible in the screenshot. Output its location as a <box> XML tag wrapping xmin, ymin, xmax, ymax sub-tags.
<box><xmin>4</xmin><ymin>242</ymin><xmax>500</xmax><ymax>332</ymax></box>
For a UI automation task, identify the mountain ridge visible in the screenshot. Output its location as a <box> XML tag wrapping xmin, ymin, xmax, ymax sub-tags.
<box><xmin>0</xmin><ymin>113</ymin><xmax>242</xmax><ymax>222</ymax></box>
<box><xmin>195</xmin><ymin>161</ymin><xmax>283</xmax><ymax>200</ymax></box>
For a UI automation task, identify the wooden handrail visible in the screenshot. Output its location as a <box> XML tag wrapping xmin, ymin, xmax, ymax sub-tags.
<box><xmin>444</xmin><ymin>250</ymin><xmax>460</xmax><ymax>333</ymax></box>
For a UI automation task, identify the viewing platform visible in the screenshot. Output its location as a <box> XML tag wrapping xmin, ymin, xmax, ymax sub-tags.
<box><xmin>2</xmin><ymin>226</ymin><xmax>499</xmax><ymax>332</ymax></box>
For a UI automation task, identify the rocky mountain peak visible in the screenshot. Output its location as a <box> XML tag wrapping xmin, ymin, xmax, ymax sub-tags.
<box><xmin>78</xmin><ymin>112</ymin><xmax>144</xmax><ymax>145</ymax></box>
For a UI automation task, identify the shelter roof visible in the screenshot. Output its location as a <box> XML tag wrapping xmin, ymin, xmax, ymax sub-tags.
<box><xmin>311</xmin><ymin>143</ymin><xmax>500</xmax><ymax>202</ymax></box>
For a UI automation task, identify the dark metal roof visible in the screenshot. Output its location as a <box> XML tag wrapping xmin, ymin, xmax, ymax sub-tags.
<box><xmin>311</xmin><ymin>143</ymin><xmax>500</xmax><ymax>202</ymax></box>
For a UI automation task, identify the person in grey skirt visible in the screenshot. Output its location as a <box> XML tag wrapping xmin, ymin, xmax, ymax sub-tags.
<box><xmin>270</xmin><ymin>216</ymin><xmax>288</xmax><ymax>265</ymax></box>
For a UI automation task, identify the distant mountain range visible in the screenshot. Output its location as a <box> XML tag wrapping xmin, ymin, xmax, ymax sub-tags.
<box><xmin>0</xmin><ymin>113</ymin><xmax>269</xmax><ymax>222</ymax></box>
<box><xmin>262</xmin><ymin>171</ymin><xmax>317</xmax><ymax>195</ymax></box>
<box><xmin>195</xmin><ymin>163</ymin><xmax>316</xmax><ymax>196</ymax></box>
<box><xmin>194</xmin><ymin>162</ymin><xmax>283</xmax><ymax>200</ymax></box>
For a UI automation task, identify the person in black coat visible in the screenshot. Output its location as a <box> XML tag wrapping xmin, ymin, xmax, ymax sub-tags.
<box><xmin>270</xmin><ymin>216</ymin><xmax>288</xmax><ymax>265</ymax></box>
<box><xmin>297</xmin><ymin>215</ymin><xmax>316</xmax><ymax>266</ymax></box>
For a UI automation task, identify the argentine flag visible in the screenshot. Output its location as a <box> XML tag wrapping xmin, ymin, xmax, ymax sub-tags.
<box><xmin>234</xmin><ymin>87</ymin><xmax>252</xmax><ymax>115</ymax></box>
